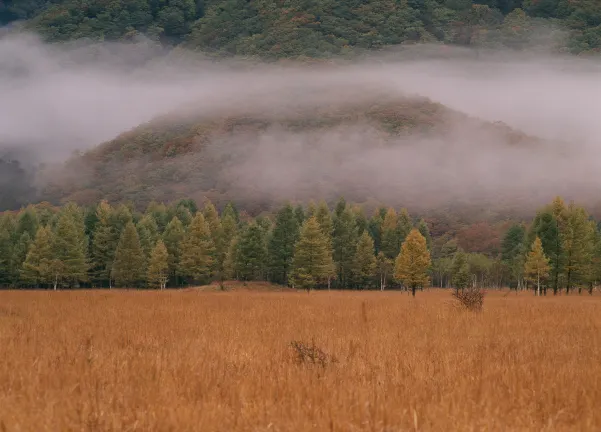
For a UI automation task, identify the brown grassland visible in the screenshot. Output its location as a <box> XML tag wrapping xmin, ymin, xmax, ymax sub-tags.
<box><xmin>0</xmin><ymin>288</ymin><xmax>600</xmax><ymax>431</ymax></box>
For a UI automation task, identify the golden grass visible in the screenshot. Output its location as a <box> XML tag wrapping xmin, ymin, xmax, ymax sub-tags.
<box><xmin>1</xmin><ymin>289</ymin><xmax>600</xmax><ymax>431</ymax></box>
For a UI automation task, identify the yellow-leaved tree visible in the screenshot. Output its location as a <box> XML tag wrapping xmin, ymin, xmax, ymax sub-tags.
<box><xmin>524</xmin><ymin>236</ymin><xmax>550</xmax><ymax>296</ymax></box>
<box><xmin>394</xmin><ymin>228</ymin><xmax>431</xmax><ymax>297</ymax></box>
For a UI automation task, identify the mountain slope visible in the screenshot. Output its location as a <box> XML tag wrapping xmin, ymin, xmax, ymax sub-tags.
<box><xmin>39</xmin><ymin>93</ymin><xmax>542</xmax><ymax>215</ymax></box>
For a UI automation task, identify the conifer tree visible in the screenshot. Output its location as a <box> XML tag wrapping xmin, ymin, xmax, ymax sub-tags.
<box><xmin>333</xmin><ymin>200</ymin><xmax>359</xmax><ymax>288</ymax></box>
<box><xmin>416</xmin><ymin>218</ymin><xmax>432</xmax><ymax>250</ymax></box>
<box><xmin>352</xmin><ymin>231</ymin><xmax>377</xmax><ymax>288</ymax></box>
<box><xmin>111</xmin><ymin>204</ymin><xmax>134</xmax><ymax>235</ymax></box>
<box><xmin>501</xmin><ymin>223</ymin><xmax>526</xmax><ymax>289</ymax></box>
<box><xmin>112</xmin><ymin>222</ymin><xmax>145</xmax><ymax>287</ymax></box>
<box><xmin>10</xmin><ymin>232</ymin><xmax>31</xmax><ymax>285</ymax></box>
<box><xmin>146</xmin><ymin>201</ymin><xmax>170</xmax><ymax>233</ymax></box>
<box><xmin>305</xmin><ymin>200</ymin><xmax>317</xmax><ymax>219</ymax></box>
<box><xmin>451</xmin><ymin>249</ymin><xmax>471</xmax><ymax>293</ymax></box>
<box><xmin>562</xmin><ymin>204</ymin><xmax>593</xmax><ymax>294</ymax></box>
<box><xmin>91</xmin><ymin>201</ymin><xmax>118</xmax><ymax>287</ymax></box>
<box><xmin>162</xmin><ymin>216</ymin><xmax>186</xmax><ymax>285</ymax></box>
<box><xmin>179</xmin><ymin>213</ymin><xmax>215</xmax><ymax>285</ymax></box>
<box><xmin>294</xmin><ymin>204</ymin><xmax>305</xmax><ymax>226</ymax></box>
<box><xmin>222</xmin><ymin>202</ymin><xmax>239</xmax><ymax>224</ymax></box>
<box><xmin>529</xmin><ymin>210</ymin><xmax>562</xmax><ymax>294</ymax></box>
<box><xmin>147</xmin><ymin>239</ymin><xmax>169</xmax><ymax>289</ymax></box>
<box><xmin>16</xmin><ymin>207</ymin><xmax>39</xmax><ymax>238</ymax></box>
<box><xmin>353</xmin><ymin>206</ymin><xmax>368</xmax><ymax>237</ymax></box>
<box><xmin>524</xmin><ymin>236</ymin><xmax>550</xmax><ymax>296</ymax></box>
<box><xmin>53</xmin><ymin>203</ymin><xmax>88</xmax><ymax>287</ymax></box>
<box><xmin>0</xmin><ymin>215</ymin><xmax>16</xmax><ymax>285</ymax></box>
<box><xmin>398</xmin><ymin>208</ymin><xmax>413</xmax><ymax>244</ymax></box>
<box><xmin>234</xmin><ymin>223</ymin><xmax>268</xmax><ymax>281</ymax></box>
<box><xmin>21</xmin><ymin>226</ymin><xmax>56</xmax><ymax>287</ymax></box>
<box><xmin>394</xmin><ymin>228</ymin><xmax>431</xmax><ymax>296</ymax></box>
<box><xmin>315</xmin><ymin>201</ymin><xmax>333</xmax><ymax>238</ymax></box>
<box><xmin>137</xmin><ymin>214</ymin><xmax>159</xmax><ymax>259</ymax></box>
<box><xmin>380</xmin><ymin>208</ymin><xmax>400</xmax><ymax>259</ymax></box>
<box><xmin>268</xmin><ymin>203</ymin><xmax>300</xmax><ymax>285</ymax></box>
<box><xmin>290</xmin><ymin>217</ymin><xmax>335</xmax><ymax>291</ymax></box>
<box><xmin>368</xmin><ymin>207</ymin><xmax>387</xmax><ymax>254</ymax></box>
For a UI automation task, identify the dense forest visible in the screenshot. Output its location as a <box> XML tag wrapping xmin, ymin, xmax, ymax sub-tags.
<box><xmin>1</xmin><ymin>0</ymin><xmax>600</xmax><ymax>56</ymax></box>
<box><xmin>1</xmin><ymin>195</ymin><xmax>599</xmax><ymax>294</ymax></box>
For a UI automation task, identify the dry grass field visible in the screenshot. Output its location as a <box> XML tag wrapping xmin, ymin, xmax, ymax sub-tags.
<box><xmin>1</xmin><ymin>288</ymin><xmax>600</xmax><ymax>431</ymax></box>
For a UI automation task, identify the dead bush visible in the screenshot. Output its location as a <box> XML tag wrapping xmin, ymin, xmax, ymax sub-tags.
<box><xmin>289</xmin><ymin>339</ymin><xmax>337</xmax><ymax>367</ymax></box>
<box><xmin>452</xmin><ymin>287</ymin><xmax>485</xmax><ymax>311</ymax></box>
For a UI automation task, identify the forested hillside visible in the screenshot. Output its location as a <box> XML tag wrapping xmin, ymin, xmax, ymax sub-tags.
<box><xmin>39</xmin><ymin>93</ymin><xmax>543</xmax><ymax>216</ymax></box>
<box><xmin>1</xmin><ymin>195</ymin><xmax>599</xmax><ymax>295</ymax></box>
<box><xmin>1</xmin><ymin>0</ymin><xmax>600</xmax><ymax>56</ymax></box>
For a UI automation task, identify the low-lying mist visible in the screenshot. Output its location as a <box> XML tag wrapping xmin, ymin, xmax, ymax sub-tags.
<box><xmin>1</xmin><ymin>32</ymin><xmax>601</xmax><ymax>212</ymax></box>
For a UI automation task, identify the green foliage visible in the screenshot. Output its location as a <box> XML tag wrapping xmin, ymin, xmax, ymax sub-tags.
<box><xmin>21</xmin><ymin>226</ymin><xmax>56</xmax><ymax>287</ymax></box>
<box><xmin>451</xmin><ymin>249</ymin><xmax>471</xmax><ymax>291</ymax></box>
<box><xmin>352</xmin><ymin>231</ymin><xmax>377</xmax><ymax>288</ymax></box>
<box><xmin>232</xmin><ymin>222</ymin><xmax>268</xmax><ymax>281</ymax></box>
<box><xmin>147</xmin><ymin>239</ymin><xmax>169</xmax><ymax>289</ymax></box>
<box><xmin>291</xmin><ymin>216</ymin><xmax>335</xmax><ymax>290</ymax></box>
<box><xmin>332</xmin><ymin>199</ymin><xmax>359</xmax><ymax>288</ymax></box>
<box><xmin>268</xmin><ymin>203</ymin><xmax>300</xmax><ymax>285</ymax></box>
<box><xmin>179</xmin><ymin>212</ymin><xmax>215</xmax><ymax>284</ymax></box>
<box><xmin>112</xmin><ymin>222</ymin><xmax>146</xmax><ymax>287</ymax></box>
<box><xmin>162</xmin><ymin>216</ymin><xmax>186</xmax><ymax>284</ymax></box>
<box><xmin>52</xmin><ymin>203</ymin><xmax>89</xmax><ymax>287</ymax></box>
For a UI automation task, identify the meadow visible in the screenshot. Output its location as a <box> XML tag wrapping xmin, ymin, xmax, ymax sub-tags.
<box><xmin>0</xmin><ymin>288</ymin><xmax>600</xmax><ymax>431</ymax></box>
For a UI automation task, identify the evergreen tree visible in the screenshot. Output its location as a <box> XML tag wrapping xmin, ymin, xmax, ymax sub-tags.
<box><xmin>333</xmin><ymin>200</ymin><xmax>359</xmax><ymax>288</ymax></box>
<box><xmin>380</xmin><ymin>208</ymin><xmax>400</xmax><ymax>259</ymax></box>
<box><xmin>524</xmin><ymin>236</ymin><xmax>550</xmax><ymax>296</ymax></box>
<box><xmin>268</xmin><ymin>203</ymin><xmax>300</xmax><ymax>285</ymax></box>
<box><xmin>398</xmin><ymin>208</ymin><xmax>413</xmax><ymax>245</ymax></box>
<box><xmin>137</xmin><ymin>214</ymin><xmax>160</xmax><ymax>258</ymax></box>
<box><xmin>146</xmin><ymin>201</ymin><xmax>170</xmax><ymax>233</ymax></box>
<box><xmin>53</xmin><ymin>203</ymin><xmax>88</xmax><ymax>287</ymax></box>
<box><xmin>179</xmin><ymin>213</ymin><xmax>215</xmax><ymax>285</ymax></box>
<box><xmin>16</xmin><ymin>206</ymin><xmax>39</xmax><ymax>238</ymax></box>
<box><xmin>501</xmin><ymin>223</ymin><xmax>526</xmax><ymax>288</ymax></box>
<box><xmin>394</xmin><ymin>228</ymin><xmax>431</xmax><ymax>296</ymax></box>
<box><xmin>416</xmin><ymin>218</ymin><xmax>432</xmax><ymax>250</ymax></box>
<box><xmin>234</xmin><ymin>223</ymin><xmax>268</xmax><ymax>281</ymax></box>
<box><xmin>529</xmin><ymin>210</ymin><xmax>562</xmax><ymax>294</ymax></box>
<box><xmin>352</xmin><ymin>231</ymin><xmax>377</xmax><ymax>288</ymax></box>
<box><xmin>222</xmin><ymin>202</ymin><xmax>239</xmax><ymax>224</ymax></box>
<box><xmin>0</xmin><ymin>215</ymin><xmax>16</xmax><ymax>285</ymax></box>
<box><xmin>562</xmin><ymin>204</ymin><xmax>593</xmax><ymax>294</ymax></box>
<box><xmin>148</xmin><ymin>240</ymin><xmax>169</xmax><ymax>289</ymax></box>
<box><xmin>305</xmin><ymin>200</ymin><xmax>317</xmax><ymax>219</ymax></box>
<box><xmin>290</xmin><ymin>217</ymin><xmax>335</xmax><ymax>291</ymax></box>
<box><xmin>112</xmin><ymin>222</ymin><xmax>145</xmax><ymax>287</ymax></box>
<box><xmin>353</xmin><ymin>205</ymin><xmax>368</xmax><ymax>236</ymax></box>
<box><xmin>91</xmin><ymin>201</ymin><xmax>118</xmax><ymax>286</ymax></box>
<box><xmin>21</xmin><ymin>226</ymin><xmax>56</xmax><ymax>287</ymax></box>
<box><xmin>10</xmin><ymin>232</ymin><xmax>31</xmax><ymax>285</ymax></box>
<box><xmin>451</xmin><ymin>249</ymin><xmax>471</xmax><ymax>293</ymax></box>
<box><xmin>162</xmin><ymin>216</ymin><xmax>186</xmax><ymax>285</ymax></box>
<box><xmin>315</xmin><ymin>201</ymin><xmax>333</xmax><ymax>239</ymax></box>
<box><xmin>368</xmin><ymin>208</ymin><xmax>386</xmax><ymax>254</ymax></box>
<box><xmin>294</xmin><ymin>204</ymin><xmax>305</xmax><ymax>226</ymax></box>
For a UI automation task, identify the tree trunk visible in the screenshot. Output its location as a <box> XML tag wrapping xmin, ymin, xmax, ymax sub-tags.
<box><xmin>411</xmin><ymin>285</ymin><xmax>416</xmax><ymax>297</ymax></box>
<box><xmin>536</xmin><ymin>273</ymin><xmax>540</xmax><ymax>297</ymax></box>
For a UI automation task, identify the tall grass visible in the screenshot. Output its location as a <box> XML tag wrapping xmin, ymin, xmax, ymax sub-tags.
<box><xmin>0</xmin><ymin>289</ymin><xmax>600</xmax><ymax>431</ymax></box>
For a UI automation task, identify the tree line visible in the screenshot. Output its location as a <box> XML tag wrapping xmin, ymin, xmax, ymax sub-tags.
<box><xmin>3</xmin><ymin>0</ymin><xmax>600</xmax><ymax>56</ymax></box>
<box><xmin>0</xmin><ymin>196</ymin><xmax>599</xmax><ymax>294</ymax></box>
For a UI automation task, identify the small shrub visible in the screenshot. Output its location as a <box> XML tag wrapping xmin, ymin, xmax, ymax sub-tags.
<box><xmin>452</xmin><ymin>287</ymin><xmax>485</xmax><ymax>311</ymax></box>
<box><xmin>289</xmin><ymin>339</ymin><xmax>337</xmax><ymax>367</ymax></box>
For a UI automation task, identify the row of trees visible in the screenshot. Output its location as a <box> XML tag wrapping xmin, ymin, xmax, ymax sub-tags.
<box><xmin>3</xmin><ymin>0</ymin><xmax>599</xmax><ymax>55</ymax></box>
<box><xmin>0</xmin><ymin>196</ymin><xmax>599</xmax><ymax>294</ymax></box>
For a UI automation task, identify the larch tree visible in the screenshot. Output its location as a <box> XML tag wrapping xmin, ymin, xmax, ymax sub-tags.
<box><xmin>147</xmin><ymin>239</ymin><xmax>169</xmax><ymax>289</ymax></box>
<box><xmin>528</xmin><ymin>210</ymin><xmax>562</xmax><ymax>295</ymax></box>
<box><xmin>352</xmin><ymin>231</ymin><xmax>377</xmax><ymax>288</ymax></box>
<box><xmin>112</xmin><ymin>222</ymin><xmax>146</xmax><ymax>287</ymax></box>
<box><xmin>162</xmin><ymin>216</ymin><xmax>186</xmax><ymax>285</ymax></box>
<box><xmin>394</xmin><ymin>228</ymin><xmax>431</xmax><ymax>297</ymax></box>
<box><xmin>179</xmin><ymin>213</ymin><xmax>215</xmax><ymax>285</ymax></box>
<box><xmin>380</xmin><ymin>208</ymin><xmax>400</xmax><ymax>260</ymax></box>
<box><xmin>21</xmin><ymin>226</ymin><xmax>55</xmax><ymax>288</ymax></box>
<box><xmin>524</xmin><ymin>236</ymin><xmax>550</xmax><ymax>296</ymax></box>
<box><xmin>290</xmin><ymin>216</ymin><xmax>335</xmax><ymax>291</ymax></box>
<box><xmin>562</xmin><ymin>204</ymin><xmax>593</xmax><ymax>294</ymax></box>
<box><xmin>233</xmin><ymin>223</ymin><xmax>268</xmax><ymax>281</ymax></box>
<box><xmin>91</xmin><ymin>201</ymin><xmax>118</xmax><ymax>287</ymax></box>
<box><xmin>333</xmin><ymin>199</ymin><xmax>359</xmax><ymax>288</ymax></box>
<box><xmin>53</xmin><ymin>203</ymin><xmax>89</xmax><ymax>287</ymax></box>
<box><xmin>137</xmin><ymin>214</ymin><xmax>160</xmax><ymax>259</ymax></box>
<box><xmin>268</xmin><ymin>203</ymin><xmax>300</xmax><ymax>285</ymax></box>
<box><xmin>416</xmin><ymin>218</ymin><xmax>432</xmax><ymax>250</ymax></box>
<box><xmin>397</xmin><ymin>208</ymin><xmax>413</xmax><ymax>245</ymax></box>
